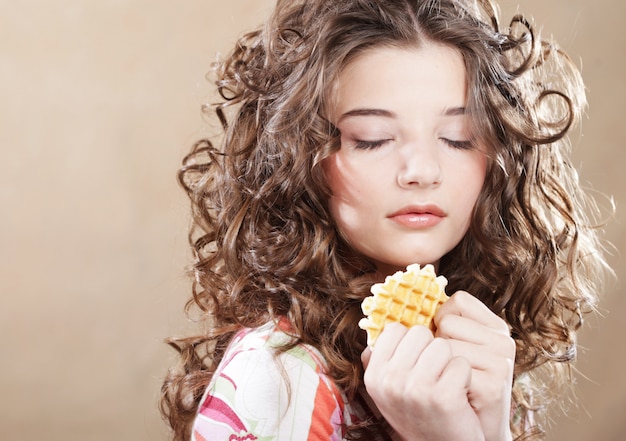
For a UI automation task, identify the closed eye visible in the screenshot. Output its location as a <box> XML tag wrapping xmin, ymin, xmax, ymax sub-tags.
<box><xmin>441</xmin><ymin>138</ymin><xmax>474</xmax><ymax>150</ymax></box>
<box><xmin>354</xmin><ymin>139</ymin><xmax>392</xmax><ymax>150</ymax></box>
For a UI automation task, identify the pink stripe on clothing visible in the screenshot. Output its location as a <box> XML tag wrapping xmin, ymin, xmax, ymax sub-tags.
<box><xmin>191</xmin><ymin>321</ymin><xmax>366</xmax><ymax>441</ymax></box>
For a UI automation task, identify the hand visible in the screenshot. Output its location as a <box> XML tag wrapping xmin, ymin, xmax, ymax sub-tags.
<box><xmin>434</xmin><ymin>291</ymin><xmax>516</xmax><ymax>441</ymax></box>
<box><xmin>362</xmin><ymin>322</ymin><xmax>485</xmax><ymax>441</ymax></box>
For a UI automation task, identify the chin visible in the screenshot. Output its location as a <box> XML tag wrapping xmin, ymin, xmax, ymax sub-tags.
<box><xmin>375</xmin><ymin>257</ymin><xmax>440</xmax><ymax>276</ymax></box>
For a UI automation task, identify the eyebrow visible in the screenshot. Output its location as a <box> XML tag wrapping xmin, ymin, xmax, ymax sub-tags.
<box><xmin>337</xmin><ymin>108</ymin><xmax>396</xmax><ymax>124</ymax></box>
<box><xmin>444</xmin><ymin>106</ymin><xmax>468</xmax><ymax>116</ymax></box>
<box><xmin>337</xmin><ymin>106</ymin><xmax>468</xmax><ymax>123</ymax></box>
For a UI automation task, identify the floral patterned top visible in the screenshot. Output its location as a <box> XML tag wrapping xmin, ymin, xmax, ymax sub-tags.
<box><xmin>192</xmin><ymin>319</ymin><xmax>367</xmax><ymax>441</ymax></box>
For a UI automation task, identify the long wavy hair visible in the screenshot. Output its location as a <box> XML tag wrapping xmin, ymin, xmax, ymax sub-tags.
<box><xmin>161</xmin><ymin>0</ymin><xmax>610</xmax><ymax>439</ymax></box>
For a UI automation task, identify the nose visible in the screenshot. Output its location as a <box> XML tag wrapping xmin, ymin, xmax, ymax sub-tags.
<box><xmin>397</xmin><ymin>141</ymin><xmax>442</xmax><ymax>188</ymax></box>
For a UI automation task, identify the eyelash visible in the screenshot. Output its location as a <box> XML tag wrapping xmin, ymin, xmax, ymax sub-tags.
<box><xmin>441</xmin><ymin>138</ymin><xmax>474</xmax><ymax>150</ymax></box>
<box><xmin>353</xmin><ymin>138</ymin><xmax>474</xmax><ymax>150</ymax></box>
<box><xmin>354</xmin><ymin>139</ymin><xmax>391</xmax><ymax>150</ymax></box>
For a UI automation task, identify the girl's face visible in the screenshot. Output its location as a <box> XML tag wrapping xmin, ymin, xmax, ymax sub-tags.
<box><xmin>324</xmin><ymin>43</ymin><xmax>487</xmax><ymax>276</ymax></box>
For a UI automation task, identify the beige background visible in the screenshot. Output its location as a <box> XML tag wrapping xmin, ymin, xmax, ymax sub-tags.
<box><xmin>0</xmin><ymin>1</ymin><xmax>622</xmax><ymax>440</ymax></box>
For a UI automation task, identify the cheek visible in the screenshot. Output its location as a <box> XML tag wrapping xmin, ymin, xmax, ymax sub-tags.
<box><xmin>323</xmin><ymin>155</ymin><xmax>349</xmax><ymax>225</ymax></box>
<box><xmin>323</xmin><ymin>154</ymin><xmax>347</xmax><ymax>197</ymax></box>
<box><xmin>323</xmin><ymin>153</ymin><xmax>376</xmax><ymax>238</ymax></box>
<box><xmin>323</xmin><ymin>153</ymin><xmax>367</xmax><ymax>208</ymax></box>
<box><xmin>469</xmin><ymin>162</ymin><xmax>487</xmax><ymax>200</ymax></box>
<box><xmin>462</xmin><ymin>149</ymin><xmax>488</xmax><ymax>189</ymax></box>
<box><xmin>467</xmin><ymin>160</ymin><xmax>488</xmax><ymax>218</ymax></box>
<box><xmin>452</xmin><ymin>152</ymin><xmax>488</xmax><ymax>219</ymax></box>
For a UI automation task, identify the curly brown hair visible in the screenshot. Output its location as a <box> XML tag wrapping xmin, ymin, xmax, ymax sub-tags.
<box><xmin>161</xmin><ymin>0</ymin><xmax>610</xmax><ymax>439</ymax></box>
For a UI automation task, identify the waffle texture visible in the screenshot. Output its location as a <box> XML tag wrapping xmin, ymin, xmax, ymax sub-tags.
<box><xmin>359</xmin><ymin>264</ymin><xmax>449</xmax><ymax>346</ymax></box>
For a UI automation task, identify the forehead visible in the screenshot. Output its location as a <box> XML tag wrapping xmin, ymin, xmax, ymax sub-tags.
<box><xmin>331</xmin><ymin>43</ymin><xmax>468</xmax><ymax>118</ymax></box>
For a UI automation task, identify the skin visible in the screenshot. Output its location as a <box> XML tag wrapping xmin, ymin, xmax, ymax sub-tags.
<box><xmin>324</xmin><ymin>43</ymin><xmax>516</xmax><ymax>441</ymax></box>
<box><xmin>325</xmin><ymin>44</ymin><xmax>487</xmax><ymax>278</ymax></box>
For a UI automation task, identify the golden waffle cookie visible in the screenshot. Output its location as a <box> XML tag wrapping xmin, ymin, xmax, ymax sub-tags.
<box><xmin>359</xmin><ymin>264</ymin><xmax>449</xmax><ymax>346</ymax></box>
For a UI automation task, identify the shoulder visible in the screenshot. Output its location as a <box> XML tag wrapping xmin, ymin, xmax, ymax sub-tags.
<box><xmin>213</xmin><ymin>320</ymin><xmax>330</xmax><ymax>381</ymax></box>
<box><xmin>193</xmin><ymin>321</ymin><xmax>359</xmax><ymax>440</ymax></box>
<box><xmin>214</xmin><ymin>321</ymin><xmax>334</xmax><ymax>397</ymax></box>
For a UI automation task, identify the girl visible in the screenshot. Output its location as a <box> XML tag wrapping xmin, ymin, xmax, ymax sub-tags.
<box><xmin>161</xmin><ymin>0</ymin><xmax>610</xmax><ymax>440</ymax></box>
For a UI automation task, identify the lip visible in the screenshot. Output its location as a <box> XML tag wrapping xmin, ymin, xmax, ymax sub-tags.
<box><xmin>388</xmin><ymin>204</ymin><xmax>446</xmax><ymax>229</ymax></box>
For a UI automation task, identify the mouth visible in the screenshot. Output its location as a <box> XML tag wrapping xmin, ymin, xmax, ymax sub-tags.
<box><xmin>387</xmin><ymin>205</ymin><xmax>446</xmax><ymax>228</ymax></box>
<box><xmin>389</xmin><ymin>204</ymin><xmax>446</xmax><ymax>217</ymax></box>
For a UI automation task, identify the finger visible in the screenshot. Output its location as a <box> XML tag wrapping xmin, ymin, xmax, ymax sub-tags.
<box><xmin>436</xmin><ymin>315</ymin><xmax>516</xmax><ymax>358</ymax></box>
<box><xmin>467</xmin><ymin>368</ymin><xmax>514</xmax><ymax>408</ymax></box>
<box><xmin>385</xmin><ymin>325</ymin><xmax>434</xmax><ymax>373</ymax></box>
<box><xmin>438</xmin><ymin>355</ymin><xmax>472</xmax><ymax>393</ymax></box>
<box><xmin>435</xmin><ymin>291</ymin><xmax>509</xmax><ymax>335</ymax></box>
<box><xmin>410</xmin><ymin>337</ymin><xmax>453</xmax><ymax>382</ymax></box>
<box><xmin>446</xmin><ymin>339</ymin><xmax>516</xmax><ymax>371</ymax></box>
<box><xmin>366</xmin><ymin>322</ymin><xmax>409</xmax><ymax>371</ymax></box>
